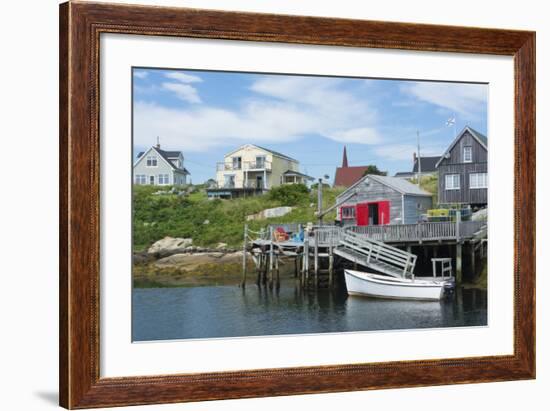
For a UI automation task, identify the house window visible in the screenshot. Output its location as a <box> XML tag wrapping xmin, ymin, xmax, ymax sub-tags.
<box><xmin>341</xmin><ymin>206</ymin><xmax>356</xmax><ymax>220</ymax></box>
<box><xmin>158</xmin><ymin>174</ymin><xmax>169</xmax><ymax>185</ymax></box>
<box><xmin>224</xmin><ymin>175</ymin><xmax>235</xmax><ymax>188</ymax></box>
<box><xmin>445</xmin><ymin>174</ymin><xmax>460</xmax><ymax>190</ymax></box>
<box><xmin>470</xmin><ymin>172</ymin><xmax>487</xmax><ymax>189</ymax></box>
<box><xmin>463</xmin><ymin>146</ymin><xmax>472</xmax><ymax>163</ymax></box>
<box><xmin>146</xmin><ymin>155</ymin><xmax>158</xmax><ymax>167</ymax></box>
<box><xmin>232</xmin><ymin>157</ymin><xmax>242</xmax><ymax>170</ymax></box>
<box><xmin>135</xmin><ymin>174</ymin><xmax>147</xmax><ymax>185</ymax></box>
<box><xmin>255</xmin><ymin>155</ymin><xmax>266</xmax><ymax>168</ymax></box>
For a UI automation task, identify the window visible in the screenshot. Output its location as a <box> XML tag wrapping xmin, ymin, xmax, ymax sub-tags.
<box><xmin>232</xmin><ymin>156</ymin><xmax>242</xmax><ymax>170</ymax></box>
<box><xmin>341</xmin><ymin>206</ymin><xmax>356</xmax><ymax>220</ymax></box>
<box><xmin>470</xmin><ymin>172</ymin><xmax>487</xmax><ymax>189</ymax></box>
<box><xmin>224</xmin><ymin>175</ymin><xmax>235</xmax><ymax>188</ymax></box>
<box><xmin>463</xmin><ymin>146</ymin><xmax>472</xmax><ymax>163</ymax></box>
<box><xmin>158</xmin><ymin>174</ymin><xmax>169</xmax><ymax>185</ymax></box>
<box><xmin>135</xmin><ymin>174</ymin><xmax>146</xmax><ymax>185</ymax></box>
<box><xmin>255</xmin><ymin>155</ymin><xmax>266</xmax><ymax>168</ymax></box>
<box><xmin>445</xmin><ymin>174</ymin><xmax>460</xmax><ymax>190</ymax></box>
<box><xmin>146</xmin><ymin>155</ymin><xmax>158</xmax><ymax>167</ymax></box>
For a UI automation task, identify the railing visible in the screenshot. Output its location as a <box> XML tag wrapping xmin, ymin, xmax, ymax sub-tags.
<box><xmin>341</xmin><ymin>231</ymin><xmax>417</xmax><ymax>278</ymax></box>
<box><xmin>243</xmin><ymin>160</ymin><xmax>272</xmax><ymax>171</ymax></box>
<box><xmin>216</xmin><ymin>161</ymin><xmax>272</xmax><ymax>172</ymax></box>
<box><xmin>315</xmin><ymin>226</ymin><xmax>344</xmax><ymax>246</ymax></box>
<box><xmin>348</xmin><ymin>221</ymin><xmax>485</xmax><ymax>242</ymax></box>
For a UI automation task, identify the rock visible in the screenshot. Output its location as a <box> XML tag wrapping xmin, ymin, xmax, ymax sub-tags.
<box><xmin>148</xmin><ymin>237</ymin><xmax>193</xmax><ymax>258</ymax></box>
<box><xmin>216</xmin><ymin>242</ymin><xmax>228</xmax><ymax>249</ymax></box>
<box><xmin>133</xmin><ymin>251</ymin><xmax>153</xmax><ymax>265</ymax></box>
<box><xmin>203</xmin><ymin>219</ymin><xmax>210</xmax><ymax>225</ymax></box>
<box><xmin>246</xmin><ymin>206</ymin><xmax>293</xmax><ymax>221</ymax></box>
<box><xmin>155</xmin><ymin>252</ymin><xmax>228</xmax><ymax>269</ymax></box>
<box><xmin>220</xmin><ymin>251</ymin><xmax>243</xmax><ymax>263</ymax></box>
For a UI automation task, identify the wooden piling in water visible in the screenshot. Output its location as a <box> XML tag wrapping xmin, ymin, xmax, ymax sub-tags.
<box><xmin>328</xmin><ymin>245</ymin><xmax>334</xmax><ymax>287</ymax></box>
<box><xmin>314</xmin><ymin>230</ymin><xmax>319</xmax><ymax>288</ymax></box>
<box><xmin>268</xmin><ymin>227</ymin><xmax>274</xmax><ymax>288</ymax></box>
<box><xmin>241</xmin><ymin>224</ymin><xmax>248</xmax><ymax>288</ymax></box>
<box><xmin>304</xmin><ymin>236</ymin><xmax>310</xmax><ymax>287</ymax></box>
<box><xmin>456</xmin><ymin>242</ymin><xmax>463</xmax><ymax>283</ymax></box>
<box><xmin>275</xmin><ymin>252</ymin><xmax>280</xmax><ymax>288</ymax></box>
<box><xmin>470</xmin><ymin>243</ymin><xmax>476</xmax><ymax>277</ymax></box>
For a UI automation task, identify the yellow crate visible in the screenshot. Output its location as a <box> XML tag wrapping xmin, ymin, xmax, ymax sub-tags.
<box><xmin>427</xmin><ymin>209</ymin><xmax>449</xmax><ymax>217</ymax></box>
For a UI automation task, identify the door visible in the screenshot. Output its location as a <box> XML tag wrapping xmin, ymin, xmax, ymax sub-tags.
<box><xmin>378</xmin><ymin>200</ymin><xmax>390</xmax><ymax>225</ymax></box>
<box><xmin>368</xmin><ymin>203</ymin><xmax>379</xmax><ymax>225</ymax></box>
<box><xmin>356</xmin><ymin>203</ymin><xmax>369</xmax><ymax>226</ymax></box>
<box><xmin>256</xmin><ymin>175</ymin><xmax>263</xmax><ymax>189</ymax></box>
<box><xmin>149</xmin><ymin>175</ymin><xmax>155</xmax><ymax>185</ymax></box>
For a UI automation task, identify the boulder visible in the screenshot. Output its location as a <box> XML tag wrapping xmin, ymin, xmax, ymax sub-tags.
<box><xmin>155</xmin><ymin>252</ymin><xmax>226</xmax><ymax>269</ymax></box>
<box><xmin>246</xmin><ymin>206</ymin><xmax>293</xmax><ymax>221</ymax></box>
<box><xmin>133</xmin><ymin>251</ymin><xmax>154</xmax><ymax>265</ymax></box>
<box><xmin>147</xmin><ymin>237</ymin><xmax>193</xmax><ymax>258</ymax></box>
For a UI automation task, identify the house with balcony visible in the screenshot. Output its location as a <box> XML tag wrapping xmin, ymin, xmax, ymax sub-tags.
<box><xmin>206</xmin><ymin>144</ymin><xmax>313</xmax><ymax>199</ymax></box>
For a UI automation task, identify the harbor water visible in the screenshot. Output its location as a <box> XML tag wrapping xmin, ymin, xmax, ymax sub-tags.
<box><xmin>132</xmin><ymin>284</ymin><xmax>487</xmax><ymax>342</ymax></box>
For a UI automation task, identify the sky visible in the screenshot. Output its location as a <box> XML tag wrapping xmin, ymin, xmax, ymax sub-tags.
<box><xmin>133</xmin><ymin>67</ymin><xmax>488</xmax><ymax>184</ymax></box>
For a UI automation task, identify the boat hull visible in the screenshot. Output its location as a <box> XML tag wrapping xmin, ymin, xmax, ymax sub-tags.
<box><xmin>344</xmin><ymin>270</ymin><xmax>448</xmax><ymax>301</ymax></box>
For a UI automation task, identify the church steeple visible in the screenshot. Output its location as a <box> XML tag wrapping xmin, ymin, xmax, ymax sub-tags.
<box><xmin>342</xmin><ymin>146</ymin><xmax>349</xmax><ymax>168</ymax></box>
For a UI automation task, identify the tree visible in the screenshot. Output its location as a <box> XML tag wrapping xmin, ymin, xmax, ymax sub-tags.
<box><xmin>362</xmin><ymin>165</ymin><xmax>387</xmax><ymax>176</ymax></box>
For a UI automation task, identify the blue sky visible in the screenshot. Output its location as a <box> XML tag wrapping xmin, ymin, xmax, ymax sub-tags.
<box><xmin>133</xmin><ymin>67</ymin><xmax>487</xmax><ymax>184</ymax></box>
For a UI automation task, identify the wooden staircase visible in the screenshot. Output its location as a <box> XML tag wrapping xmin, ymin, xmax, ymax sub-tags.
<box><xmin>335</xmin><ymin>230</ymin><xmax>417</xmax><ymax>279</ymax></box>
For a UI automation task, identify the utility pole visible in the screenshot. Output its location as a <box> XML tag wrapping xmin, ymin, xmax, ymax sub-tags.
<box><xmin>416</xmin><ymin>130</ymin><xmax>421</xmax><ymax>187</ymax></box>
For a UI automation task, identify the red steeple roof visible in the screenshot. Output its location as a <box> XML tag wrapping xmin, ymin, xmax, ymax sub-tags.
<box><xmin>342</xmin><ymin>146</ymin><xmax>349</xmax><ymax>167</ymax></box>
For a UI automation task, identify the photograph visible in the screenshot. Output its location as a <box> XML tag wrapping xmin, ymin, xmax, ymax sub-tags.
<box><xmin>131</xmin><ymin>68</ymin><xmax>489</xmax><ymax>342</ymax></box>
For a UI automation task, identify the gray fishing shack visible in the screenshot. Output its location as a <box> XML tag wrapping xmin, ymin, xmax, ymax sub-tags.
<box><xmin>335</xmin><ymin>174</ymin><xmax>433</xmax><ymax>226</ymax></box>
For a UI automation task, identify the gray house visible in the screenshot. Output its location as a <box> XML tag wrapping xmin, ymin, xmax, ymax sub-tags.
<box><xmin>134</xmin><ymin>144</ymin><xmax>190</xmax><ymax>186</ymax></box>
<box><xmin>436</xmin><ymin>126</ymin><xmax>487</xmax><ymax>207</ymax></box>
<box><xmin>336</xmin><ymin>174</ymin><xmax>433</xmax><ymax>226</ymax></box>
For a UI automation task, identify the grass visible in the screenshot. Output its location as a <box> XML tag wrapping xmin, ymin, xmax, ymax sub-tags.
<box><xmin>408</xmin><ymin>174</ymin><xmax>438</xmax><ymax>203</ymax></box>
<box><xmin>133</xmin><ymin>184</ymin><xmax>345</xmax><ymax>252</ymax></box>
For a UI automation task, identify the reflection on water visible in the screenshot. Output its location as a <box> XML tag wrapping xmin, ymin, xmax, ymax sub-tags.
<box><xmin>132</xmin><ymin>284</ymin><xmax>487</xmax><ymax>342</ymax></box>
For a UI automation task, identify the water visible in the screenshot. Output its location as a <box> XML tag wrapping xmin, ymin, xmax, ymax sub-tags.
<box><xmin>132</xmin><ymin>284</ymin><xmax>487</xmax><ymax>341</ymax></box>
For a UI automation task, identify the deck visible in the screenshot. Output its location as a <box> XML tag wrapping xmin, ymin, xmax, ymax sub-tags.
<box><xmin>242</xmin><ymin>220</ymin><xmax>487</xmax><ymax>289</ymax></box>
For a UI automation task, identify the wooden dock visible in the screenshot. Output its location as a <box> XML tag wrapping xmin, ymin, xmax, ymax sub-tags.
<box><xmin>241</xmin><ymin>219</ymin><xmax>487</xmax><ymax>289</ymax></box>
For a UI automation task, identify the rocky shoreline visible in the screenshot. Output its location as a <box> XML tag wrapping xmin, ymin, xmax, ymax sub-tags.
<box><xmin>133</xmin><ymin>236</ymin><xmax>251</xmax><ymax>288</ymax></box>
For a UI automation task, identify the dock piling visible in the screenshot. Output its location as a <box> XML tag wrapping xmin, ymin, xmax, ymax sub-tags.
<box><xmin>241</xmin><ymin>224</ymin><xmax>248</xmax><ymax>288</ymax></box>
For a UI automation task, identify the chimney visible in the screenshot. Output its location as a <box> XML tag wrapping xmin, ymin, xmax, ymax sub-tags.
<box><xmin>413</xmin><ymin>152</ymin><xmax>417</xmax><ymax>162</ymax></box>
<box><xmin>342</xmin><ymin>146</ymin><xmax>349</xmax><ymax>168</ymax></box>
<box><xmin>156</xmin><ymin>136</ymin><xmax>161</xmax><ymax>149</ymax></box>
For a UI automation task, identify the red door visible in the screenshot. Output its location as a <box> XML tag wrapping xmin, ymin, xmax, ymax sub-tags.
<box><xmin>356</xmin><ymin>203</ymin><xmax>369</xmax><ymax>226</ymax></box>
<box><xmin>378</xmin><ymin>200</ymin><xmax>390</xmax><ymax>225</ymax></box>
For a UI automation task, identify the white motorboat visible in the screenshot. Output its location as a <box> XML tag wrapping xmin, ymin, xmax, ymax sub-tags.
<box><xmin>344</xmin><ymin>270</ymin><xmax>454</xmax><ymax>301</ymax></box>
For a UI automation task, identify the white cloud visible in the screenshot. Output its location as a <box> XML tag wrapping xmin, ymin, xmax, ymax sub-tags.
<box><xmin>374</xmin><ymin>143</ymin><xmax>443</xmax><ymax>161</ymax></box>
<box><xmin>401</xmin><ymin>82</ymin><xmax>487</xmax><ymax>119</ymax></box>
<box><xmin>164</xmin><ymin>72</ymin><xmax>202</xmax><ymax>83</ymax></box>
<box><xmin>161</xmin><ymin>82</ymin><xmax>202</xmax><ymax>104</ymax></box>
<box><xmin>328</xmin><ymin>127</ymin><xmax>382</xmax><ymax>144</ymax></box>
<box><xmin>135</xmin><ymin>75</ymin><xmax>383</xmax><ymax>151</ymax></box>
<box><xmin>133</xmin><ymin>70</ymin><xmax>148</xmax><ymax>79</ymax></box>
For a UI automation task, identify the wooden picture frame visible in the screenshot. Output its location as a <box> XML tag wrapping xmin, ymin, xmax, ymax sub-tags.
<box><xmin>59</xmin><ymin>1</ymin><xmax>535</xmax><ymax>408</ymax></box>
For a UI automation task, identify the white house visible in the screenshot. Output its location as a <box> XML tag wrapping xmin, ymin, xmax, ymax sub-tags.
<box><xmin>207</xmin><ymin>144</ymin><xmax>313</xmax><ymax>199</ymax></box>
<box><xmin>133</xmin><ymin>144</ymin><xmax>190</xmax><ymax>186</ymax></box>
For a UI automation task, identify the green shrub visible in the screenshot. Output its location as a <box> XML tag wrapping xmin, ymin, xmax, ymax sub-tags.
<box><xmin>267</xmin><ymin>184</ymin><xmax>309</xmax><ymax>205</ymax></box>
